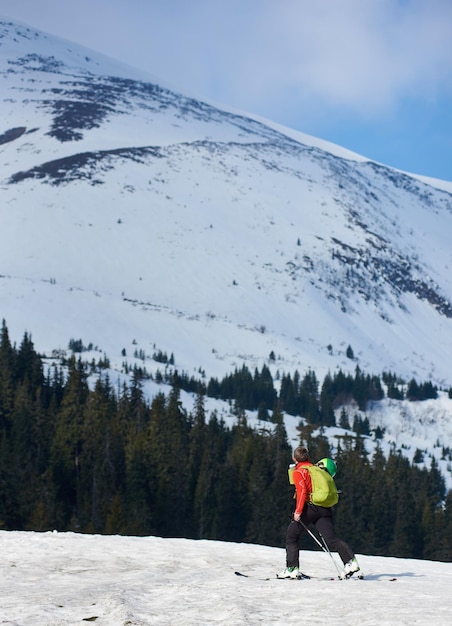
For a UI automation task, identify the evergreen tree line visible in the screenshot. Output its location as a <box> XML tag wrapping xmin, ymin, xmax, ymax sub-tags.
<box><xmin>0</xmin><ymin>321</ymin><xmax>451</xmax><ymax>561</ymax></box>
<box><xmin>205</xmin><ymin>364</ymin><xmax>440</xmax><ymax>424</ymax></box>
<box><xmin>122</xmin><ymin>352</ymin><xmax>444</xmax><ymax>420</ymax></box>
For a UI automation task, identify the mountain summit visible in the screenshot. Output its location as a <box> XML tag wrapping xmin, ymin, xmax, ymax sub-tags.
<box><xmin>1</xmin><ymin>18</ymin><xmax>452</xmax><ymax>388</ymax></box>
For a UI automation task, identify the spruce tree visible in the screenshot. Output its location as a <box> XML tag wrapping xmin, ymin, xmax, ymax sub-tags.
<box><xmin>50</xmin><ymin>357</ymin><xmax>89</xmax><ymax>529</ymax></box>
<box><xmin>367</xmin><ymin>446</ymin><xmax>391</xmax><ymax>554</ymax></box>
<box><xmin>0</xmin><ymin>320</ymin><xmax>15</xmax><ymax>428</ymax></box>
<box><xmin>79</xmin><ymin>375</ymin><xmax>118</xmax><ymax>532</ymax></box>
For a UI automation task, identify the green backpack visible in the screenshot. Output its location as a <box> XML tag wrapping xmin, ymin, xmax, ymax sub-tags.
<box><xmin>306</xmin><ymin>465</ymin><xmax>338</xmax><ymax>508</ymax></box>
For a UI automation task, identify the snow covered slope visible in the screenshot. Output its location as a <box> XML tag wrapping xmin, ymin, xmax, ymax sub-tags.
<box><xmin>1</xmin><ymin>19</ymin><xmax>452</xmax><ymax>487</ymax></box>
<box><xmin>1</xmin><ymin>531</ymin><xmax>451</xmax><ymax>625</ymax></box>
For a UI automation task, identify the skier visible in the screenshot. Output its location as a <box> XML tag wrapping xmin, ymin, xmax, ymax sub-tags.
<box><xmin>278</xmin><ymin>446</ymin><xmax>361</xmax><ymax>579</ymax></box>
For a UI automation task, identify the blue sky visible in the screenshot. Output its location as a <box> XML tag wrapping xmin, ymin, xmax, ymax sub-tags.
<box><xmin>2</xmin><ymin>0</ymin><xmax>452</xmax><ymax>181</ymax></box>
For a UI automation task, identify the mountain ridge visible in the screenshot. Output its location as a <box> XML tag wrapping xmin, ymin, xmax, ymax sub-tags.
<box><xmin>2</xmin><ymin>18</ymin><xmax>452</xmax><ymax>384</ymax></box>
<box><xmin>1</xmin><ymin>18</ymin><xmax>452</xmax><ymax>495</ymax></box>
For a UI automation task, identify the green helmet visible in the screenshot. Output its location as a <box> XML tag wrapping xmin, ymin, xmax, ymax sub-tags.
<box><xmin>317</xmin><ymin>457</ymin><xmax>337</xmax><ymax>478</ymax></box>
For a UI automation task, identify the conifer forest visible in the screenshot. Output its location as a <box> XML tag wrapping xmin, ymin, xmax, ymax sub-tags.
<box><xmin>0</xmin><ymin>320</ymin><xmax>451</xmax><ymax>561</ymax></box>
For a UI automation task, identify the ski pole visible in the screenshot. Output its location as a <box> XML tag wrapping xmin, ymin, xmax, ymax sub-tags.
<box><xmin>317</xmin><ymin>530</ymin><xmax>343</xmax><ymax>578</ymax></box>
<box><xmin>298</xmin><ymin>519</ymin><xmax>342</xmax><ymax>577</ymax></box>
<box><xmin>298</xmin><ymin>519</ymin><xmax>326</xmax><ymax>551</ymax></box>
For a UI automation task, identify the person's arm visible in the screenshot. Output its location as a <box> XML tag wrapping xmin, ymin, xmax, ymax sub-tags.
<box><xmin>293</xmin><ymin>467</ymin><xmax>309</xmax><ymax>520</ymax></box>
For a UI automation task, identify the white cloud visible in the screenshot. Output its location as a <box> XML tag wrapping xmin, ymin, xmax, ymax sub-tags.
<box><xmin>197</xmin><ymin>0</ymin><xmax>452</xmax><ymax>119</ymax></box>
<box><xmin>2</xmin><ymin>0</ymin><xmax>452</xmax><ymax>121</ymax></box>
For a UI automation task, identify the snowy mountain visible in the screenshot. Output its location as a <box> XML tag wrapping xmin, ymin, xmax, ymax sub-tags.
<box><xmin>1</xmin><ymin>18</ymin><xmax>452</xmax><ymax>488</ymax></box>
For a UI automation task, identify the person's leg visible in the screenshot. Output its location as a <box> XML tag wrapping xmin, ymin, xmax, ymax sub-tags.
<box><xmin>286</xmin><ymin>520</ymin><xmax>303</xmax><ymax>568</ymax></box>
<box><xmin>314</xmin><ymin>514</ymin><xmax>354</xmax><ymax>565</ymax></box>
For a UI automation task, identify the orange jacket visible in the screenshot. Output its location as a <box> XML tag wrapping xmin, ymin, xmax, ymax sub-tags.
<box><xmin>293</xmin><ymin>461</ymin><xmax>313</xmax><ymax>515</ymax></box>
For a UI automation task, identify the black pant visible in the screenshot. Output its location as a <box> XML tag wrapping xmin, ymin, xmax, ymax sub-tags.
<box><xmin>286</xmin><ymin>503</ymin><xmax>354</xmax><ymax>568</ymax></box>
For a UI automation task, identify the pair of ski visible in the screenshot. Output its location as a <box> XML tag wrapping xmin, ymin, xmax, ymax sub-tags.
<box><xmin>235</xmin><ymin>570</ymin><xmax>366</xmax><ymax>581</ymax></box>
<box><xmin>235</xmin><ymin>571</ymin><xmax>397</xmax><ymax>582</ymax></box>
